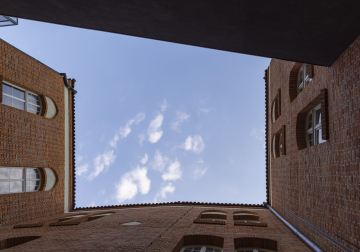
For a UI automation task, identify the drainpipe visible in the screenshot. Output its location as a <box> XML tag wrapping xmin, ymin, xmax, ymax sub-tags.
<box><xmin>60</xmin><ymin>73</ymin><xmax>77</xmax><ymax>94</ymax></box>
<box><xmin>264</xmin><ymin>203</ymin><xmax>323</xmax><ymax>252</ymax></box>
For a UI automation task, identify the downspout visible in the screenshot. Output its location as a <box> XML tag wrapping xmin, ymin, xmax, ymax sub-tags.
<box><xmin>60</xmin><ymin>72</ymin><xmax>76</xmax><ymax>213</ymax></box>
<box><xmin>60</xmin><ymin>73</ymin><xmax>77</xmax><ymax>94</ymax></box>
<box><xmin>264</xmin><ymin>203</ymin><xmax>323</xmax><ymax>252</ymax></box>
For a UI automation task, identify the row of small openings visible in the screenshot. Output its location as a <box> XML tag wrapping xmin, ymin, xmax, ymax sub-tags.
<box><xmin>195</xmin><ymin>211</ymin><xmax>263</xmax><ymax>226</ymax></box>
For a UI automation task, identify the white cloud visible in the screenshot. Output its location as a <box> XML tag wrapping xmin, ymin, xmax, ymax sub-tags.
<box><xmin>154</xmin><ymin>183</ymin><xmax>175</xmax><ymax>202</ymax></box>
<box><xmin>170</xmin><ymin>111</ymin><xmax>190</xmax><ymax>132</ymax></box>
<box><xmin>197</xmin><ymin>108</ymin><xmax>210</xmax><ymax>114</ymax></box>
<box><xmin>75</xmin><ymin>156</ymin><xmax>89</xmax><ymax>176</ymax></box>
<box><xmin>193</xmin><ymin>167</ymin><xmax>207</xmax><ymax>179</ymax></box>
<box><xmin>90</xmin><ymin>201</ymin><xmax>96</xmax><ymax>207</ymax></box>
<box><xmin>162</xmin><ymin>160</ymin><xmax>182</xmax><ymax>181</ymax></box>
<box><xmin>161</xmin><ymin>99</ymin><xmax>168</xmax><ymax>112</ymax></box>
<box><xmin>138</xmin><ymin>133</ymin><xmax>146</xmax><ymax>146</ymax></box>
<box><xmin>109</xmin><ymin>113</ymin><xmax>146</xmax><ymax>147</ymax></box>
<box><xmin>115</xmin><ymin>166</ymin><xmax>151</xmax><ymax>203</ymax></box>
<box><xmin>76</xmin><ymin>163</ymin><xmax>89</xmax><ymax>176</ymax></box>
<box><xmin>151</xmin><ymin>150</ymin><xmax>168</xmax><ymax>171</ymax></box>
<box><xmin>181</xmin><ymin>135</ymin><xmax>205</xmax><ymax>153</ymax></box>
<box><xmin>148</xmin><ymin>114</ymin><xmax>164</xmax><ymax>143</ymax></box>
<box><xmin>250</xmin><ymin>128</ymin><xmax>266</xmax><ymax>149</ymax></box>
<box><xmin>250</xmin><ymin>128</ymin><xmax>265</xmax><ymax>141</ymax></box>
<box><xmin>88</xmin><ymin>150</ymin><xmax>116</xmax><ymax>181</ymax></box>
<box><xmin>192</xmin><ymin>159</ymin><xmax>208</xmax><ymax>180</ymax></box>
<box><xmin>99</xmin><ymin>189</ymin><xmax>106</xmax><ymax>195</ymax></box>
<box><xmin>140</xmin><ymin>153</ymin><xmax>148</xmax><ymax>165</ymax></box>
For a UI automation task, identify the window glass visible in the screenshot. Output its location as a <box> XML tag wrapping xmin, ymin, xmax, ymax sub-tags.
<box><xmin>0</xmin><ymin>168</ymin><xmax>10</xmax><ymax>179</ymax></box>
<box><xmin>2</xmin><ymin>94</ymin><xmax>12</xmax><ymax>106</ymax></box>
<box><xmin>2</xmin><ymin>82</ymin><xmax>41</xmax><ymax>115</ymax></box>
<box><xmin>10</xmin><ymin>168</ymin><xmax>23</xmax><ymax>179</ymax></box>
<box><xmin>2</xmin><ymin>83</ymin><xmax>12</xmax><ymax>95</ymax></box>
<box><xmin>0</xmin><ymin>182</ymin><xmax>10</xmax><ymax>193</ymax></box>
<box><xmin>0</xmin><ymin>167</ymin><xmax>41</xmax><ymax>194</ymax></box>
<box><xmin>307</xmin><ymin>113</ymin><xmax>313</xmax><ymax>130</ymax></box>
<box><xmin>182</xmin><ymin>247</ymin><xmax>222</xmax><ymax>252</ymax></box>
<box><xmin>12</xmin><ymin>99</ymin><xmax>25</xmax><ymax>110</ymax></box>
<box><xmin>279</xmin><ymin>133</ymin><xmax>282</xmax><ymax>156</ymax></box>
<box><xmin>316</xmin><ymin>109</ymin><xmax>321</xmax><ymax>125</ymax></box>
<box><xmin>10</xmin><ymin>181</ymin><xmax>22</xmax><ymax>192</ymax></box>
<box><xmin>308</xmin><ymin>133</ymin><xmax>313</xmax><ymax>146</ymax></box>
<box><xmin>12</xmin><ymin>87</ymin><xmax>25</xmax><ymax>100</ymax></box>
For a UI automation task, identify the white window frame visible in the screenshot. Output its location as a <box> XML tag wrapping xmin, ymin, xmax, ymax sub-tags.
<box><xmin>180</xmin><ymin>245</ymin><xmax>223</xmax><ymax>252</ymax></box>
<box><xmin>306</xmin><ymin>104</ymin><xmax>325</xmax><ymax>147</ymax></box>
<box><xmin>297</xmin><ymin>64</ymin><xmax>311</xmax><ymax>94</ymax></box>
<box><xmin>0</xmin><ymin>167</ymin><xmax>41</xmax><ymax>194</ymax></box>
<box><xmin>272</xmin><ymin>135</ymin><xmax>276</xmax><ymax>158</ymax></box>
<box><xmin>279</xmin><ymin>133</ymin><xmax>283</xmax><ymax>157</ymax></box>
<box><xmin>271</xmin><ymin>100</ymin><xmax>276</xmax><ymax>122</ymax></box>
<box><xmin>2</xmin><ymin>81</ymin><xmax>42</xmax><ymax>115</ymax></box>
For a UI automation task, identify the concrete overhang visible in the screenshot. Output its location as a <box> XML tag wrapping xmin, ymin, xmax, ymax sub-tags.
<box><xmin>2</xmin><ymin>0</ymin><xmax>360</xmax><ymax>66</ymax></box>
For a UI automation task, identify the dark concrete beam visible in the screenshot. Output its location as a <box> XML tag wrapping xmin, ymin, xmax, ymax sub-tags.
<box><xmin>2</xmin><ymin>0</ymin><xmax>360</xmax><ymax>66</ymax></box>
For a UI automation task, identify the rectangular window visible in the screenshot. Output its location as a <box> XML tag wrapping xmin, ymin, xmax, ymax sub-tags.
<box><xmin>0</xmin><ymin>167</ymin><xmax>41</xmax><ymax>194</ymax></box>
<box><xmin>2</xmin><ymin>82</ymin><xmax>41</xmax><ymax>115</ymax></box>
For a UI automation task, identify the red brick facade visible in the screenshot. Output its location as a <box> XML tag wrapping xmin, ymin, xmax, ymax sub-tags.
<box><xmin>267</xmin><ymin>36</ymin><xmax>360</xmax><ymax>251</ymax></box>
<box><xmin>1</xmin><ymin>31</ymin><xmax>359</xmax><ymax>251</ymax></box>
<box><xmin>0</xmin><ymin>206</ymin><xmax>310</xmax><ymax>251</ymax></box>
<box><xmin>0</xmin><ymin>39</ymin><xmax>74</xmax><ymax>226</ymax></box>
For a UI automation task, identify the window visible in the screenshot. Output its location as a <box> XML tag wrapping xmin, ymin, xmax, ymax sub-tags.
<box><xmin>2</xmin><ymin>82</ymin><xmax>42</xmax><ymax>115</ymax></box>
<box><xmin>233</xmin><ymin>211</ymin><xmax>267</xmax><ymax>227</ymax></box>
<box><xmin>272</xmin><ymin>126</ymin><xmax>286</xmax><ymax>158</ymax></box>
<box><xmin>194</xmin><ymin>211</ymin><xmax>227</xmax><ymax>225</ymax></box>
<box><xmin>181</xmin><ymin>246</ymin><xmax>222</xmax><ymax>252</ymax></box>
<box><xmin>297</xmin><ymin>64</ymin><xmax>311</xmax><ymax>94</ymax></box>
<box><xmin>237</xmin><ymin>249</ymin><xmax>276</xmax><ymax>252</ymax></box>
<box><xmin>289</xmin><ymin>63</ymin><xmax>314</xmax><ymax>102</ymax></box>
<box><xmin>271</xmin><ymin>89</ymin><xmax>281</xmax><ymax>122</ymax></box>
<box><xmin>306</xmin><ymin>104</ymin><xmax>326</xmax><ymax>146</ymax></box>
<box><xmin>0</xmin><ymin>168</ymin><xmax>41</xmax><ymax>194</ymax></box>
<box><xmin>234</xmin><ymin>238</ymin><xmax>277</xmax><ymax>252</ymax></box>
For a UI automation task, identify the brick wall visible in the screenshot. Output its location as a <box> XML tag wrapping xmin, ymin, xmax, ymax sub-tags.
<box><xmin>0</xmin><ymin>39</ymin><xmax>70</xmax><ymax>226</ymax></box>
<box><xmin>268</xmin><ymin>36</ymin><xmax>360</xmax><ymax>251</ymax></box>
<box><xmin>0</xmin><ymin>206</ymin><xmax>310</xmax><ymax>251</ymax></box>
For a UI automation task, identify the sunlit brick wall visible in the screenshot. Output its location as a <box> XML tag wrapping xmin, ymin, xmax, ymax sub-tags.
<box><xmin>0</xmin><ymin>40</ymin><xmax>68</xmax><ymax>226</ymax></box>
<box><xmin>0</xmin><ymin>206</ymin><xmax>310</xmax><ymax>251</ymax></box>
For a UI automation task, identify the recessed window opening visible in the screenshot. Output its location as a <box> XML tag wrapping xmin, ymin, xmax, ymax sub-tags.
<box><xmin>306</xmin><ymin>104</ymin><xmax>326</xmax><ymax>146</ymax></box>
<box><xmin>181</xmin><ymin>246</ymin><xmax>222</xmax><ymax>252</ymax></box>
<box><xmin>297</xmin><ymin>64</ymin><xmax>311</xmax><ymax>94</ymax></box>
<box><xmin>2</xmin><ymin>82</ymin><xmax>42</xmax><ymax>115</ymax></box>
<box><xmin>0</xmin><ymin>167</ymin><xmax>41</xmax><ymax>194</ymax></box>
<box><xmin>237</xmin><ymin>249</ymin><xmax>276</xmax><ymax>252</ymax></box>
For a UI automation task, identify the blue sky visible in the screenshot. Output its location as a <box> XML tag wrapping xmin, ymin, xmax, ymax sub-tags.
<box><xmin>0</xmin><ymin>19</ymin><xmax>270</xmax><ymax>207</ymax></box>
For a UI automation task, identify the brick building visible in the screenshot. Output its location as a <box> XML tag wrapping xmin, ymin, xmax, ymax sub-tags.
<box><xmin>0</xmin><ymin>31</ymin><xmax>359</xmax><ymax>251</ymax></box>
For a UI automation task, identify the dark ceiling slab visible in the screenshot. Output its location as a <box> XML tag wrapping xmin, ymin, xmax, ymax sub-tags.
<box><xmin>1</xmin><ymin>0</ymin><xmax>360</xmax><ymax>66</ymax></box>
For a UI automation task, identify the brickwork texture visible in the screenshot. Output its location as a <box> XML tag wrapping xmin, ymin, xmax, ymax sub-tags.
<box><xmin>268</xmin><ymin>35</ymin><xmax>360</xmax><ymax>251</ymax></box>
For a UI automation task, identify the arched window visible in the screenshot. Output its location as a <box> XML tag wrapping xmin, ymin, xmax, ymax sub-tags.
<box><xmin>271</xmin><ymin>89</ymin><xmax>281</xmax><ymax>122</ymax></box>
<box><xmin>289</xmin><ymin>63</ymin><xmax>314</xmax><ymax>102</ymax></box>
<box><xmin>181</xmin><ymin>246</ymin><xmax>222</xmax><ymax>252</ymax></box>
<box><xmin>237</xmin><ymin>249</ymin><xmax>276</xmax><ymax>252</ymax></box>
<box><xmin>233</xmin><ymin>211</ymin><xmax>267</xmax><ymax>227</ymax></box>
<box><xmin>194</xmin><ymin>210</ymin><xmax>227</xmax><ymax>225</ymax></box>
<box><xmin>0</xmin><ymin>167</ymin><xmax>41</xmax><ymax>194</ymax></box>
<box><xmin>174</xmin><ymin>235</ymin><xmax>224</xmax><ymax>252</ymax></box>
<box><xmin>2</xmin><ymin>82</ymin><xmax>42</xmax><ymax>115</ymax></box>
<box><xmin>234</xmin><ymin>238</ymin><xmax>277</xmax><ymax>252</ymax></box>
<box><xmin>272</xmin><ymin>126</ymin><xmax>286</xmax><ymax>158</ymax></box>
